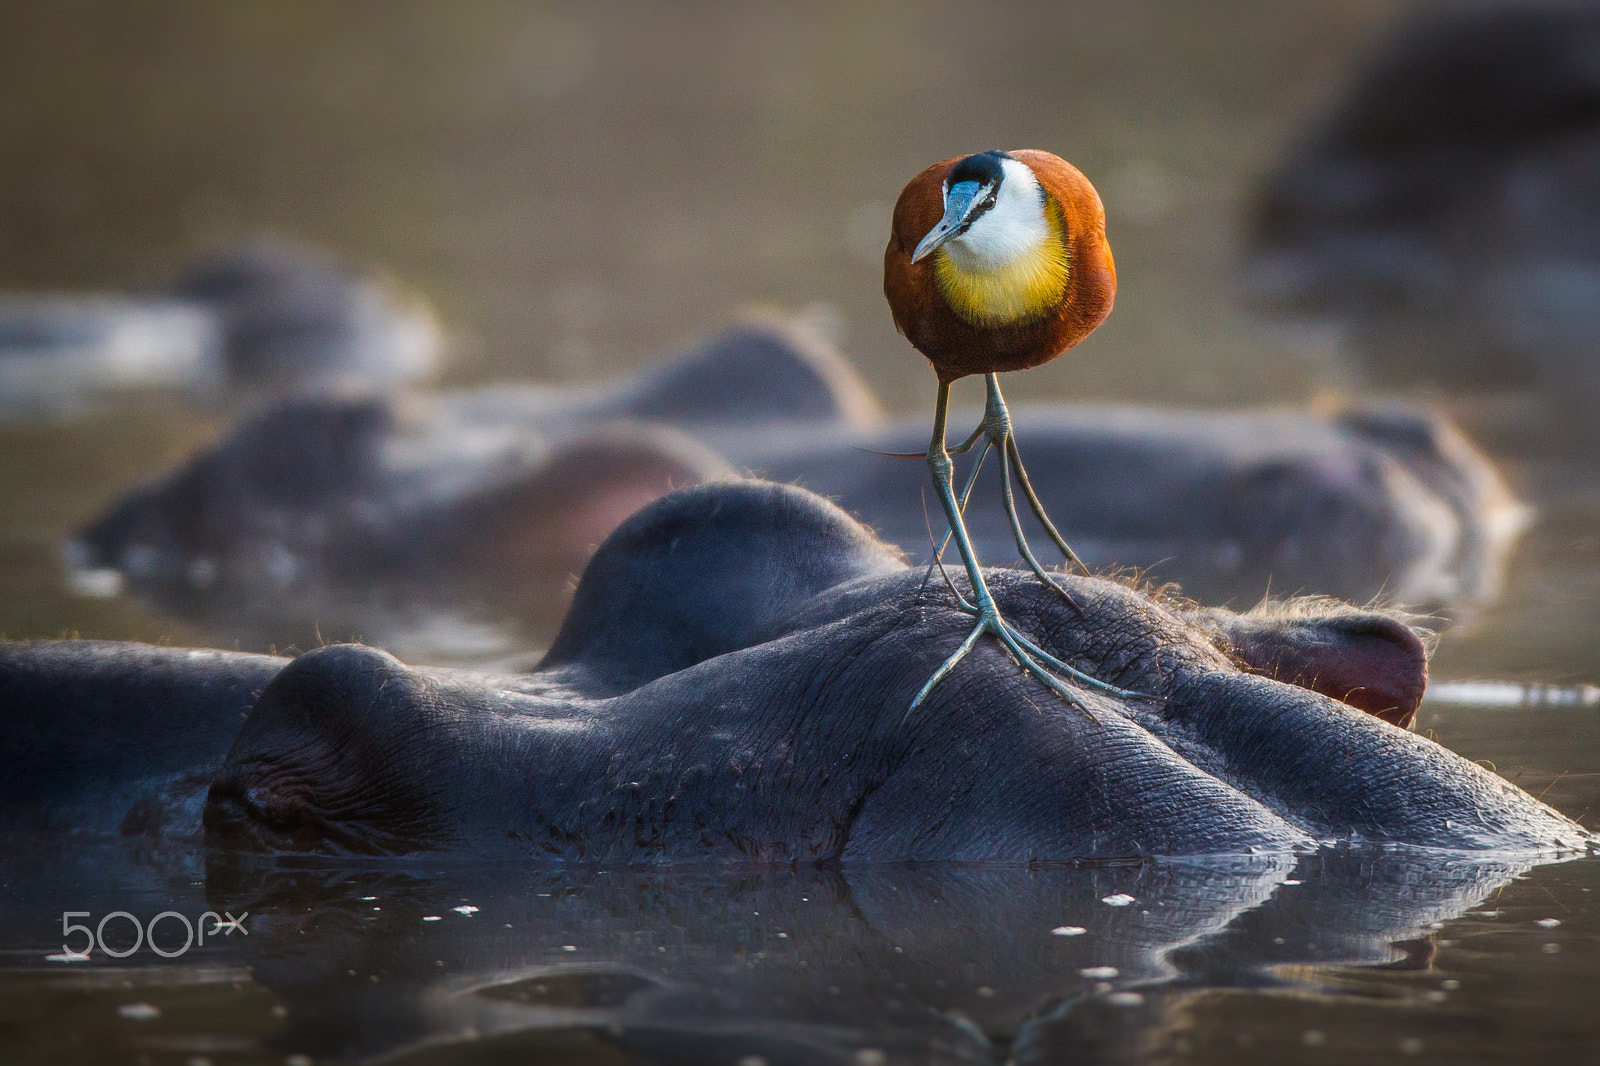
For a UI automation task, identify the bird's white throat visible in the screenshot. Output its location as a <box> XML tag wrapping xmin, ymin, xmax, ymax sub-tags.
<box><xmin>943</xmin><ymin>157</ymin><xmax>1053</xmax><ymax>274</ymax></box>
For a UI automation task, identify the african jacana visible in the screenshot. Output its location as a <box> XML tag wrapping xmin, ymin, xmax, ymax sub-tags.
<box><xmin>884</xmin><ymin>148</ymin><xmax>1139</xmax><ymax>712</ymax></box>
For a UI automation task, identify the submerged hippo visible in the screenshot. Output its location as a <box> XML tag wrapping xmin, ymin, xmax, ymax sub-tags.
<box><xmin>169</xmin><ymin>234</ymin><xmax>443</xmax><ymax>391</ymax></box>
<box><xmin>1247</xmin><ymin>0</ymin><xmax>1600</xmax><ymax>448</ymax></box>
<box><xmin>7</xmin><ymin>481</ymin><xmax>1587</xmax><ymax>860</ymax></box>
<box><xmin>70</xmin><ymin>318</ymin><xmax>1523</xmax><ymax>657</ymax></box>
<box><xmin>0</xmin><ymin>236</ymin><xmax>440</xmax><ymax>418</ymax></box>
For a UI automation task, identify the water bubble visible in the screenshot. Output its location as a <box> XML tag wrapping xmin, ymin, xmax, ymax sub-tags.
<box><xmin>452</xmin><ymin>905</ymin><xmax>479</xmax><ymax>916</ymax></box>
<box><xmin>1101</xmin><ymin>894</ymin><xmax>1136</xmax><ymax>907</ymax></box>
<box><xmin>1106</xmin><ymin>991</ymin><xmax>1144</xmax><ymax>1007</ymax></box>
<box><xmin>118</xmin><ymin>1003</ymin><xmax>161</xmax><ymax>1021</ymax></box>
<box><xmin>422</xmin><ymin>916</ymin><xmax>442</xmax><ymax>922</ymax></box>
<box><xmin>1081</xmin><ymin>966</ymin><xmax>1119</xmax><ymax>979</ymax></box>
<box><xmin>1051</xmin><ymin>925</ymin><xmax>1087</xmax><ymax>936</ymax></box>
<box><xmin>1536</xmin><ymin>918</ymin><xmax>1562</xmax><ymax>928</ymax></box>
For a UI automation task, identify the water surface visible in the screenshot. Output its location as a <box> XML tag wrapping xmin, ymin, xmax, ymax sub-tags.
<box><xmin>3</xmin><ymin>840</ymin><xmax>1596</xmax><ymax>1065</ymax></box>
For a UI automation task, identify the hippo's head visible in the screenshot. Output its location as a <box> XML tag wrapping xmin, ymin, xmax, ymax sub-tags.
<box><xmin>205</xmin><ymin>481</ymin><xmax>1590</xmax><ymax>861</ymax></box>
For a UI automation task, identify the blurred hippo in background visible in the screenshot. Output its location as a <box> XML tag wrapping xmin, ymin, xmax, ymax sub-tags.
<box><xmin>1247</xmin><ymin>0</ymin><xmax>1600</xmax><ymax>451</ymax></box>
<box><xmin>748</xmin><ymin>400</ymin><xmax>1525</xmax><ymax>617</ymax></box>
<box><xmin>3</xmin><ymin>481</ymin><xmax>1590</xmax><ymax>859</ymax></box>
<box><xmin>0</xmin><ymin>235</ymin><xmax>440</xmax><ymax>417</ymax></box>
<box><xmin>168</xmin><ymin>235</ymin><xmax>442</xmax><ymax>391</ymax></box>
<box><xmin>70</xmin><ymin>316</ymin><xmax>1525</xmax><ymax>658</ymax></box>
<box><xmin>68</xmin><ymin>316</ymin><xmax>864</xmax><ymax>654</ymax></box>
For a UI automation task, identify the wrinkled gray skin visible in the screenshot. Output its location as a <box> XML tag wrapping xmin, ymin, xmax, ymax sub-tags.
<box><xmin>72</xmin><ymin>318</ymin><xmax>1523</xmax><ymax>656</ymax></box>
<box><xmin>1247</xmin><ymin>1</ymin><xmax>1600</xmax><ymax>448</ymax></box>
<box><xmin>13</xmin><ymin>480</ymin><xmax>1586</xmax><ymax>860</ymax></box>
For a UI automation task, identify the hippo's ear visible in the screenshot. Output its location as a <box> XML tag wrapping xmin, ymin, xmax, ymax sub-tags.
<box><xmin>1197</xmin><ymin>605</ymin><xmax>1430</xmax><ymax>728</ymax></box>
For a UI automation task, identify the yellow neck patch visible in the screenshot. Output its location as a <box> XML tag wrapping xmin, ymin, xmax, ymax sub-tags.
<box><xmin>933</xmin><ymin>202</ymin><xmax>1071</xmax><ymax>328</ymax></box>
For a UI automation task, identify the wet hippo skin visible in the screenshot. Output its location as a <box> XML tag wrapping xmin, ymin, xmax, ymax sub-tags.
<box><xmin>173</xmin><ymin>481</ymin><xmax>1585</xmax><ymax>861</ymax></box>
<box><xmin>0</xmin><ymin>641</ymin><xmax>285</xmax><ymax>835</ymax></box>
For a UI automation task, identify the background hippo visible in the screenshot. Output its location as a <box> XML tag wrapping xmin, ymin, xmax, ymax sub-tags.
<box><xmin>69</xmin><ymin>317</ymin><xmax>1524</xmax><ymax>662</ymax></box>
<box><xmin>0</xmin><ymin>235</ymin><xmax>442</xmax><ymax>418</ymax></box>
<box><xmin>1246</xmin><ymin>0</ymin><xmax>1600</xmax><ymax>453</ymax></box>
<box><xmin>9</xmin><ymin>481</ymin><xmax>1584</xmax><ymax>860</ymax></box>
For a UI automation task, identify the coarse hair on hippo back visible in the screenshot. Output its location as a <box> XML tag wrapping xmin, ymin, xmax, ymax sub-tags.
<box><xmin>202</xmin><ymin>480</ymin><xmax>1587</xmax><ymax>861</ymax></box>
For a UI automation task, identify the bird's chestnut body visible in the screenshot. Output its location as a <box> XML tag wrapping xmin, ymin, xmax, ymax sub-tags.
<box><xmin>884</xmin><ymin>149</ymin><xmax>1117</xmax><ymax>383</ymax></box>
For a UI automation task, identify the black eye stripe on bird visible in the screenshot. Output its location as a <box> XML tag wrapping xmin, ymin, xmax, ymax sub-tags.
<box><xmin>884</xmin><ymin>148</ymin><xmax>1140</xmax><ymax>717</ymax></box>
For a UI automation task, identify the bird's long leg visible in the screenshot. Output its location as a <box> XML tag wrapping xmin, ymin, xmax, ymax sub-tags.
<box><xmin>931</xmin><ymin>438</ymin><xmax>992</xmax><ymax>576</ymax></box>
<box><xmin>997</xmin><ymin>436</ymin><xmax>1085</xmax><ymax>619</ymax></box>
<box><xmin>985</xmin><ymin>374</ymin><xmax>1091</xmax><ymax>576</ymax></box>
<box><xmin>910</xmin><ymin>381</ymin><xmax>1096</xmax><ymax>718</ymax></box>
<box><xmin>976</xmin><ymin>374</ymin><xmax>1164</xmax><ymax>707</ymax></box>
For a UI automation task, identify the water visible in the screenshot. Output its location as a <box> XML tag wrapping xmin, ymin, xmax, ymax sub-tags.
<box><xmin>2</xmin><ymin>843</ymin><xmax>1596</xmax><ymax>1065</ymax></box>
<box><xmin>2</xmin><ymin>1</ymin><xmax>1599</xmax><ymax>1062</ymax></box>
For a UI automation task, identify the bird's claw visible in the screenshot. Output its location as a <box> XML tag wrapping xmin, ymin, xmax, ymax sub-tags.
<box><xmin>907</xmin><ymin>607</ymin><xmax>1102</xmax><ymax>724</ymax></box>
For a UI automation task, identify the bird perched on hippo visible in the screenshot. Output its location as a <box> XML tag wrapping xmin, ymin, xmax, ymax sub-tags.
<box><xmin>884</xmin><ymin>148</ymin><xmax>1120</xmax><ymax>709</ymax></box>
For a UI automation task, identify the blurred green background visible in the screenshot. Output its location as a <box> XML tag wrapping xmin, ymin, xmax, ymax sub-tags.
<box><xmin>0</xmin><ymin>0</ymin><xmax>1399</xmax><ymax>405</ymax></box>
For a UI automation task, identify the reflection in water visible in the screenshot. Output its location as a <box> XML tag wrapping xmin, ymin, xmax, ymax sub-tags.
<box><xmin>2</xmin><ymin>838</ymin><xmax>1586</xmax><ymax>1064</ymax></box>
